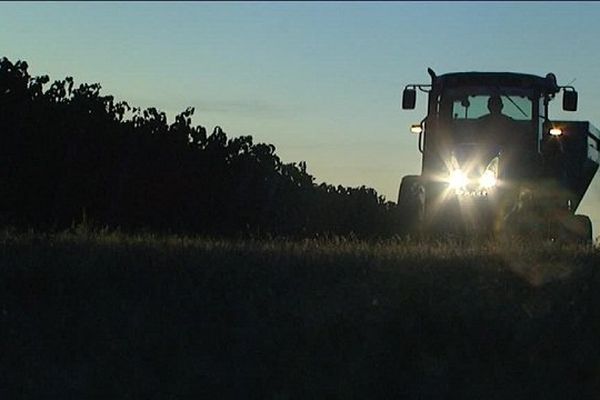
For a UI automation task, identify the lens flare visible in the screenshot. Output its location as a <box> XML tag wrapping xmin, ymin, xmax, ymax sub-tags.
<box><xmin>449</xmin><ymin>169</ymin><xmax>468</xmax><ymax>189</ymax></box>
<box><xmin>479</xmin><ymin>170</ymin><xmax>497</xmax><ymax>189</ymax></box>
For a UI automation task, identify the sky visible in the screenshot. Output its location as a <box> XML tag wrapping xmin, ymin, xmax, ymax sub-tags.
<box><xmin>1</xmin><ymin>1</ymin><xmax>600</xmax><ymax>236</ymax></box>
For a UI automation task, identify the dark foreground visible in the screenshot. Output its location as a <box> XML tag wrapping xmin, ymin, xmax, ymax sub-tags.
<box><xmin>1</xmin><ymin>231</ymin><xmax>599</xmax><ymax>399</ymax></box>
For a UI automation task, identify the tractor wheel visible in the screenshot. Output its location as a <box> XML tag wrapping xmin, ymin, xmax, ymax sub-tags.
<box><xmin>573</xmin><ymin>214</ymin><xmax>593</xmax><ymax>244</ymax></box>
<box><xmin>397</xmin><ymin>175</ymin><xmax>425</xmax><ymax>237</ymax></box>
<box><xmin>556</xmin><ymin>214</ymin><xmax>593</xmax><ymax>244</ymax></box>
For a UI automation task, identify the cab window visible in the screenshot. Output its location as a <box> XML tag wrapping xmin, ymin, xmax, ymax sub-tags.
<box><xmin>452</xmin><ymin>95</ymin><xmax>532</xmax><ymax>121</ymax></box>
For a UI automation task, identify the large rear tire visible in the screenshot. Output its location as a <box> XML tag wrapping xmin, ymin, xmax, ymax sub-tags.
<box><xmin>551</xmin><ymin>214</ymin><xmax>592</xmax><ymax>244</ymax></box>
<box><xmin>567</xmin><ymin>214</ymin><xmax>593</xmax><ymax>244</ymax></box>
<box><xmin>397</xmin><ymin>175</ymin><xmax>425</xmax><ymax>237</ymax></box>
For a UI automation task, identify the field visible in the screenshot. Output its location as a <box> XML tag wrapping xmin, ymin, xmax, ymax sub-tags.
<box><xmin>1</xmin><ymin>229</ymin><xmax>599</xmax><ymax>399</ymax></box>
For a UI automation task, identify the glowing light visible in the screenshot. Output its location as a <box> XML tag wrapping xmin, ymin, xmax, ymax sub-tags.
<box><xmin>479</xmin><ymin>170</ymin><xmax>497</xmax><ymax>189</ymax></box>
<box><xmin>448</xmin><ymin>169</ymin><xmax>468</xmax><ymax>189</ymax></box>
<box><xmin>549</xmin><ymin>128</ymin><xmax>562</xmax><ymax>136</ymax></box>
<box><xmin>410</xmin><ymin>124</ymin><xmax>423</xmax><ymax>134</ymax></box>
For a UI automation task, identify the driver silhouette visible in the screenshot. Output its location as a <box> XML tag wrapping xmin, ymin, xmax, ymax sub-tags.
<box><xmin>479</xmin><ymin>95</ymin><xmax>514</xmax><ymax>124</ymax></box>
<box><xmin>478</xmin><ymin>95</ymin><xmax>517</xmax><ymax>149</ymax></box>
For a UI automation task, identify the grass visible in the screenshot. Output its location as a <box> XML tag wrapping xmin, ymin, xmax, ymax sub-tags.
<box><xmin>1</xmin><ymin>229</ymin><xmax>599</xmax><ymax>399</ymax></box>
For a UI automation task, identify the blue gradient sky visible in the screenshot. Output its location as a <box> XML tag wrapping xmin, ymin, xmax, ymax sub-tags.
<box><xmin>2</xmin><ymin>1</ymin><xmax>599</xmax><ymax>235</ymax></box>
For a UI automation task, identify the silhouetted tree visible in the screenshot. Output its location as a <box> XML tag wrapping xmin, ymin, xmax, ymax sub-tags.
<box><xmin>0</xmin><ymin>57</ymin><xmax>401</xmax><ymax>238</ymax></box>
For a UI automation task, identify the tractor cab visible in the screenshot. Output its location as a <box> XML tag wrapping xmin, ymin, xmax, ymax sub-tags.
<box><xmin>404</xmin><ymin>71</ymin><xmax>572</xmax><ymax>183</ymax></box>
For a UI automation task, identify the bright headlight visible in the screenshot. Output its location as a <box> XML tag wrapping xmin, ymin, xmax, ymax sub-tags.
<box><xmin>448</xmin><ymin>169</ymin><xmax>468</xmax><ymax>189</ymax></box>
<box><xmin>479</xmin><ymin>170</ymin><xmax>497</xmax><ymax>189</ymax></box>
<box><xmin>549</xmin><ymin>128</ymin><xmax>562</xmax><ymax>136</ymax></box>
<box><xmin>479</xmin><ymin>156</ymin><xmax>499</xmax><ymax>189</ymax></box>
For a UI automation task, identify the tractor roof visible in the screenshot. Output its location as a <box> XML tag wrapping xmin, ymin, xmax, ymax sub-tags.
<box><xmin>434</xmin><ymin>71</ymin><xmax>560</xmax><ymax>93</ymax></box>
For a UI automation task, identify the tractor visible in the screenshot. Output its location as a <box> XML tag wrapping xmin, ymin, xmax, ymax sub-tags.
<box><xmin>399</xmin><ymin>69</ymin><xmax>599</xmax><ymax>242</ymax></box>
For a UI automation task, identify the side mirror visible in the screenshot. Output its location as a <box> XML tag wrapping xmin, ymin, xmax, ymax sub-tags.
<box><xmin>402</xmin><ymin>88</ymin><xmax>416</xmax><ymax>110</ymax></box>
<box><xmin>563</xmin><ymin>89</ymin><xmax>578</xmax><ymax>111</ymax></box>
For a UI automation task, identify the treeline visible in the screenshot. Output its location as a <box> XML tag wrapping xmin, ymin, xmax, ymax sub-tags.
<box><xmin>0</xmin><ymin>57</ymin><xmax>401</xmax><ymax>238</ymax></box>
